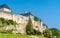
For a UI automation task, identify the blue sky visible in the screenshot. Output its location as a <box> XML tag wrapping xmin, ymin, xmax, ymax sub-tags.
<box><xmin>0</xmin><ymin>0</ymin><xmax>60</xmax><ymax>30</ymax></box>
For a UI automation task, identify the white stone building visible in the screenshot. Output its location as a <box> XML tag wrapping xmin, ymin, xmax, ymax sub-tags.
<box><xmin>0</xmin><ymin>4</ymin><xmax>47</xmax><ymax>34</ymax></box>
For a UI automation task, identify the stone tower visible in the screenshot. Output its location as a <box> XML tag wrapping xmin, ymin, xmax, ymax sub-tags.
<box><xmin>0</xmin><ymin>4</ymin><xmax>11</xmax><ymax>12</ymax></box>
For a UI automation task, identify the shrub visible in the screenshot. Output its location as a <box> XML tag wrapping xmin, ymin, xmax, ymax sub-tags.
<box><xmin>33</xmin><ymin>29</ymin><xmax>42</xmax><ymax>35</ymax></box>
<box><xmin>0</xmin><ymin>29</ymin><xmax>13</xmax><ymax>34</ymax></box>
<box><xmin>0</xmin><ymin>18</ymin><xmax>17</xmax><ymax>27</ymax></box>
<box><xmin>34</xmin><ymin>16</ymin><xmax>38</xmax><ymax>21</ymax></box>
<box><xmin>43</xmin><ymin>29</ymin><xmax>52</xmax><ymax>38</ymax></box>
<box><xmin>7</xmin><ymin>20</ymin><xmax>17</xmax><ymax>26</ymax></box>
<box><xmin>0</xmin><ymin>18</ymin><xmax>7</xmax><ymax>27</ymax></box>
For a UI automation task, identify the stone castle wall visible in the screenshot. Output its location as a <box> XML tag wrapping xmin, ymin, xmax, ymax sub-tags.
<box><xmin>0</xmin><ymin>11</ymin><xmax>46</xmax><ymax>34</ymax></box>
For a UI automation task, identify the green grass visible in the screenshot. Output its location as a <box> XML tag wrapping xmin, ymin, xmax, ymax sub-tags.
<box><xmin>0</xmin><ymin>33</ymin><xmax>46</xmax><ymax>38</ymax></box>
<box><xmin>38</xmin><ymin>36</ymin><xmax>46</xmax><ymax>38</ymax></box>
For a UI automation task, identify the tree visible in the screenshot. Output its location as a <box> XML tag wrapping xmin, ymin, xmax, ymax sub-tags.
<box><xmin>49</xmin><ymin>28</ymin><xmax>60</xmax><ymax>36</ymax></box>
<box><xmin>26</xmin><ymin>18</ymin><xmax>42</xmax><ymax>35</ymax></box>
<box><xmin>34</xmin><ymin>16</ymin><xmax>38</xmax><ymax>21</ymax></box>
<box><xmin>26</xmin><ymin>18</ymin><xmax>33</xmax><ymax>35</ymax></box>
<box><xmin>43</xmin><ymin>29</ymin><xmax>52</xmax><ymax>38</ymax></box>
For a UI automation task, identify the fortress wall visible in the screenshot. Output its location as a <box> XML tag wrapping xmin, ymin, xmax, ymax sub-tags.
<box><xmin>0</xmin><ymin>12</ymin><xmax>28</xmax><ymax>34</ymax></box>
<box><xmin>1</xmin><ymin>12</ymin><xmax>13</xmax><ymax>20</ymax></box>
<box><xmin>39</xmin><ymin>22</ymin><xmax>46</xmax><ymax>33</ymax></box>
<box><xmin>0</xmin><ymin>8</ymin><xmax>4</xmax><ymax>12</ymax></box>
<box><xmin>31</xmin><ymin>16</ymin><xmax>46</xmax><ymax>33</ymax></box>
<box><xmin>32</xmin><ymin>20</ymin><xmax>46</xmax><ymax>33</ymax></box>
<box><xmin>4</xmin><ymin>8</ymin><xmax>11</xmax><ymax>12</ymax></box>
<box><xmin>12</xmin><ymin>14</ymin><xmax>19</xmax><ymax>23</ymax></box>
<box><xmin>32</xmin><ymin>20</ymin><xmax>41</xmax><ymax>31</ymax></box>
<box><xmin>42</xmin><ymin>25</ymin><xmax>46</xmax><ymax>31</ymax></box>
<box><xmin>0</xmin><ymin>11</ymin><xmax>29</xmax><ymax>24</ymax></box>
<box><xmin>30</xmin><ymin>16</ymin><xmax>42</xmax><ymax>32</ymax></box>
<box><xmin>0</xmin><ymin>11</ymin><xmax>46</xmax><ymax>34</ymax></box>
<box><xmin>13</xmin><ymin>14</ymin><xmax>29</xmax><ymax>24</ymax></box>
<box><xmin>0</xmin><ymin>12</ymin><xmax>2</xmax><ymax>17</ymax></box>
<box><xmin>12</xmin><ymin>14</ymin><xmax>29</xmax><ymax>34</ymax></box>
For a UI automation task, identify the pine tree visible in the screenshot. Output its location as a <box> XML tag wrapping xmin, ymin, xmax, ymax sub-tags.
<box><xmin>26</xmin><ymin>18</ymin><xmax>33</xmax><ymax>35</ymax></box>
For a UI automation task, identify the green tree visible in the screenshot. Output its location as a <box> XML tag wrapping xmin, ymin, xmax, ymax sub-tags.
<box><xmin>43</xmin><ymin>29</ymin><xmax>52</xmax><ymax>38</ymax></box>
<box><xmin>26</xmin><ymin>18</ymin><xmax>42</xmax><ymax>35</ymax></box>
<box><xmin>26</xmin><ymin>18</ymin><xmax>33</xmax><ymax>35</ymax></box>
<box><xmin>34</xmin><ymin>16</ymin><xmax>38</xmax><ymax>21</ymax></box>
<box><xmin>49</xmin><ymin>28</ymin><xmax>60</xmax><ymax>36</ymax></box>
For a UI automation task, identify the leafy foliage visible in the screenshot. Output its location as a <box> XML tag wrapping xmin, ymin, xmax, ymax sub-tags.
<box><xmin>33</xmin><ymin>29</ymin><xmax>42</xmax><ymax>35</ymax></box>
<box><xmin>0</xmin><ymin>18</ymin><xmax>7</xmax><ymax>27</ymax></box>
<box><xmin>34</xmin><ymin>16</ymin><xmax>38</xmax><ymax>21</ymax></box>
<box><xmin>26</xmin><ymin>18</ymin><xmax>33</xmax><ymax>35</ymax></box>
<box><xmin>7</xmin><ymin>20</ymin><xmax>16</xmax><ymax>26</ymax></box>
<box><xmin>49</xmin><ymin>28</ymin><xmax>60</xmax><ymax>36</ymax></box>
<box><xmin>26</xmin><ymin>18</ymin><xmax>42</xmax><ymax>35</ymax></box>
<box><xmin>43</xmin><ymin>29</ymin><xmax>52</xmax><ymax>38</ymax></box>
<box><xmin>0</xmin><ymin>18</ymin><xmax>17</xmax><ymax>27</ymax></box>
<box><xmin>0</xmin><ymin>29</ymin><xmax>13</xmax><ymax>34</ymax></box>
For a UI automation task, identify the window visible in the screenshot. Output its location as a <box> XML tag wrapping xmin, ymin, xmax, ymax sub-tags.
<box><xmin>36</xmin><ymin>26</ymin><xmax>38</xmax><ymax>28</ymax></box>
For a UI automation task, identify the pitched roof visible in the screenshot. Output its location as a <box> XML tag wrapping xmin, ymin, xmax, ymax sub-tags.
<box><xmin>0</xmin><ymin>4</ymin><xmax>10</xmax><ymax>9</ymax></box>
<box><xmin>20</xmin><ymin>12</ymin><xmax>33</xmax><ymax>16</ymax></box>
<box><xmin>43</xmin><ymin>23</ymin><xmax>47</xmax><ymax>27</ymax></box>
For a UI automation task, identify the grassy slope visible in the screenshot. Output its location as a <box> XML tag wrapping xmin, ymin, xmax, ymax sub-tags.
<box><xmin>0</xmin><ymin>33</ymin><xmax>46</xmax><ymax>38</ymax></box>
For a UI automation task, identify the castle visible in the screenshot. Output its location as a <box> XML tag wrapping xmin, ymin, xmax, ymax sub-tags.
<box><xmin>0</xmin><ymin>4</ymin><xmax>47</xmax><ymax>34</ymax></box>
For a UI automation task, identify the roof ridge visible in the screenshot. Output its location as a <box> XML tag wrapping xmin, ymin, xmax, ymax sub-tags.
<box><xmin>20</xmin><ymin>12</ymin><xmax>33</xmax><ymax>16</ymax></box>
<box><xmin>0</xmin><ymin>4</ymin><xmax>10</xmax><ymax>9</ymax></box>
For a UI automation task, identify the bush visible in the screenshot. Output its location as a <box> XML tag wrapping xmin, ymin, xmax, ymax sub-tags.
<box><xmin>7</xmin><ymin>20</ymin><xmax>16</xmax><ymax>26</ymax></box>
<box><xmin>43</xmin><ymin>29</ymin><xmax>52</xmax><ymax>38</ymax></box>
<box><xmin>0</xmin><ymin>18</ymin><xmax>17</xmax><ymax>27</ymax></box>
<box><xmin>34</xmin><ymin>16</ymin><xmax>38</xmax><ymax>21</ymax></box>
<box><xmin>0</xmin><ymin>29</ymin><xmax>13</xmax><ymax>34</ymax></box>
<box><xmin>0</xmin><ymin>18</ymin><xmax>7</xmax><ymax>27</ymax></box>
<box><xmin>33</xmin><ymin>29</ymin><xmax>42</xmax><ymax>35</ymax></box>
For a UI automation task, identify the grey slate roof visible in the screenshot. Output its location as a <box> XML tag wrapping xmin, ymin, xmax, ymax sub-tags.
<box><xmin>0</xmin><ymin>4</ymin><xmax>10</xmax><ymax>9</ymax></box>
<box><xmin>43</xmin><ymin>23</ymin><xmax>47</xmax><ymax>27</ymax></box>
<box><xmin>20</xmin><ymin>12</ymin><xmax>33</xmax><ymax>16</ymax></box>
